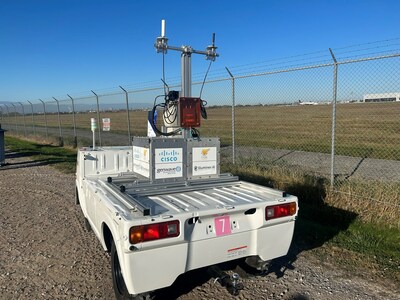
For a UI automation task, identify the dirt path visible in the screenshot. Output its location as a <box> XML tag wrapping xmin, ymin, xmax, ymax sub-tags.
<box><xmin>0</xmin><ymin>153</ymin><xmax>399</xmax><ymax>299</ymax></box>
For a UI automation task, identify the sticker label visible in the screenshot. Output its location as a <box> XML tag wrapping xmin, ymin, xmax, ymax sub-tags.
<box><xmin>227</xmin><ymin>246</ymin><xmax>248</xmax><ymax>259</ymax></box>
<box><xmin>193</xmin><ymin>147</ymin><xmax>217</xmax><ymax>161</ymax></box>
<box><xmin>155</xmin><ymin>148</ymin><xmax>182</xmax><ymax>164</ymax></box>
<box><xmin>154</xmin><ymin>148</ymin><xmax>183</xmax><ymax>179</ymax></box>
<box><xmin>155</xmin><ymin>163</ymin><xmax>182</xmax><ymax>179</ymax></box>
<box><xmin>214</xmin><ymin>215</ymin><xmax>231</xmax><ymax>236</ymax></box>
<box><xmin>193</xmin><ymin>161</ymin><xmax>217</xmax><ymax>176</ymax></box>
<box><xmin>133</xmin><ymin>146</ymin><xmax>150</xmax><ymax>178</ymax></box>
<box><xmin>193</xmin><ymin>147</ymin><xmax>217</xmax><ymax>176</ymax></box>
<box><xmin>133</xmin><ymin>146</ymin><xmax>149</xmax><ymax>162</ymax></box>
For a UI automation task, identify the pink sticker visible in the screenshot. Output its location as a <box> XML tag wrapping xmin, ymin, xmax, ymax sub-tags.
<box><xmin>214</xmin><ymin>215</ymin><xmax>231</xmax><ymax>236</ymax></box>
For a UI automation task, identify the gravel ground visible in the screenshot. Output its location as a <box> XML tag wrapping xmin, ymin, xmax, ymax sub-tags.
<box><xmin>1</xmin><ymin>152</ymin><xmax>399</xmax><ymax>300</ymax></box>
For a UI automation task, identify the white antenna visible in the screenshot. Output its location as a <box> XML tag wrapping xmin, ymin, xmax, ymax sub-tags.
<box><xmin>161</xmin><ymin>19</ymin><xmax>166</xmax><ymax>38</ymax></box>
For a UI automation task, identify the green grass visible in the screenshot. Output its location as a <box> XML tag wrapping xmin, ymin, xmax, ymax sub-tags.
<box><xmin>5</xmin><ymin>136</ymin><xmax>77</xmax><ymax>173</ymax></box>
<box><xmin>331</xmin><ymin>220</ymin><xmax>400</xmax><ymax>271</ymax></box>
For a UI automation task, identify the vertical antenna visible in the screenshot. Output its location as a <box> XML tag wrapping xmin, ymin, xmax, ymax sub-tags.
<box><xmin>161</xmin><ymin>19</ymin><xmax>166</xmax><ymax>37</ymax></box>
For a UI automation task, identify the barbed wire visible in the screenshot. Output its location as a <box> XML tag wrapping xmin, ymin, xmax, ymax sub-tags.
<box><xmin>2</xmin><ymin>38</ymin><xmax>399</xmax><ymax>103</ymax></box>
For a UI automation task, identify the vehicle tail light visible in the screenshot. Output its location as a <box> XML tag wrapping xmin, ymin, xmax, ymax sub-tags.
<box><xmin>265</xmin><ymin>202</ymin><xmax>297</xmax><ymax>221</ymax></box>
<box><xmin>129</xmin><ymin>220</ymin><xmax>180</xmax><ymax>244</ymax></box>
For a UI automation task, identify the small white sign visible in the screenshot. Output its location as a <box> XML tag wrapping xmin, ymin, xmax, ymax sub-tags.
<box><xmin>154</xmin><ymin>148</ymin><xmax>183</xmax><ymax>179</ymax></box>
<box><xmin>192</xmin><ymin>147</ymin><xmax>217</xmax><ymax>176</ymax></box>
<box><xmin>133</xmin><ymin>146</ymin><xmax>150</xmax><ymax>178</ymax></box>
<box><xmin>102</xmin><ymin>118</ymin><xmax>111</xmax><ymax>131</ymax></box>
<box><xmin>193</xmin><ymin>161</ymin><xmax>217</xmax><ymax>176</ymax></box>
<box><xmin>193</xmin><ymin>147</ymin><xmax>217</xmax><ymax>161</ymax></box>
<box><xmin>155</xmin><ymin>163</ymin><xmax>183</xmax><ymax>179</ymax></box>
<box><xmin>133</xmin><ymin>146</ymin><xmax>150</xmax><ymax>162</ymax></box>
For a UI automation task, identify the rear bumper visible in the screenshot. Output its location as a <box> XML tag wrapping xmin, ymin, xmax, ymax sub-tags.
<box><xmin>122</xmin><ymin>220</ymin><xmax>295</xmax><ymax>295</ymax></box>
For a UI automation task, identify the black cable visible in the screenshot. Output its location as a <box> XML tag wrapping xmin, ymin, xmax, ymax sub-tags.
<box><xmin>191</xmin><ymin>127</ymin><xmax>200</xmax><ymax>139</ymax></box>
<box><xmin>163</xmin><ymin>101</ymin><xmax>178</xmax><ymax>124</ymax></box>
<box><xmin>162</xmin><ymin>51</ymin><xmax>167</xmax><ymax>96</ymax></box>
<box><xmin>199</xmin><ymin>60</ymin><xmax>213</xmax><ymax>99</ymax></box>
<box><xmin>153</xmin><ymin>94</ymin><xmax>166</xmax><ymax>109</ymax></box>
<box><xmin>149</xmin><ymin>94</ymin><xmax>180</xmax><ymax>136</ymax></box>
<box><xmin>149</xmin><ymin>103</ymin><xmax>180</xmax><ymax>136</ymax></box>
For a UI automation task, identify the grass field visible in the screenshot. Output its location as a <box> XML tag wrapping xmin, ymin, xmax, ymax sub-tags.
<box><xmin>4</xmin><ymin>102</ymin><xmax>400</xmax><ymax>160</ymax></box>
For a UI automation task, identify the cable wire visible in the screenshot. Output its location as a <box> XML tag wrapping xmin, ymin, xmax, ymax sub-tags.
<box><xmin>162</xmin><ymin>51</ymin><xmax>167</xmax><ymax>96</ymax></box>
<box><xmin>199</xmin><ymin>60</ymin><xmax>213</xmax><ymax>99</ymax></box>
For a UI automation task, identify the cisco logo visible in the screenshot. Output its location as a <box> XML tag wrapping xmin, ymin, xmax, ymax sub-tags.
<box><xmin>161</xmin><ymin>156</ymin><xmax>178</xmax><ymax>162</ymax></box>
<box><xmin>157</xmin><ymin>149</ymin><xmax>181</xmax><ymax>163</ymax></box>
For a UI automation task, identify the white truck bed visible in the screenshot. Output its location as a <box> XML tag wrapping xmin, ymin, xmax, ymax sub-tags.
<box><xmin>76</xmin><ymin>146</ymin><xmax>298</xmax><ymax>296</ymax></box>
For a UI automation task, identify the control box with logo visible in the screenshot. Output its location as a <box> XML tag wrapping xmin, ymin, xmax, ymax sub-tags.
<box><xmin>132</xmin><ymin>136</ymin><xmax>220</xmax><ymax>183</ymax></box>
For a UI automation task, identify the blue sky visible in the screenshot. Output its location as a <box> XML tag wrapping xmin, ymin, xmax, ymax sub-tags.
<box><xmin>0</xmin><ymin>0</ymin><xmax>399</xmax><ymax>102</ymax></box>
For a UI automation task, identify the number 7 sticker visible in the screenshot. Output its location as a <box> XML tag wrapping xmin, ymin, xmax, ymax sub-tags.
<box><xmin>214</xmin><ymin>215</ymin><xmax>231</xmax><ymax>236</ymax></box>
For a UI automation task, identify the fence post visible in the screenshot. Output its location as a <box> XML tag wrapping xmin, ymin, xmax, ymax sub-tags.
<box><xmin>52</xmin><ymin>97</ymin><xmax>64</xmax><ymax>147</ymax></box>
<box><xmin>18</xmin><ymin>102</ymin><xmax>27</xmax><ymax>136</ymax></box>
<box><xmin>225</xmin><ymin>67</ymin><xmax>236</xmax><ymax>164</ymax></box>
<box><xmin>38</xmin><ymin>99</ymin><xmax>48</xmax><ymax>139</ymax></box>
<box><xmin>10</xmin><ymin>103</ymin><xmax>19</xmax><ymax>135</ymax></box>
<box><xmin>67</xmin><ymin>94</ymin><xmax>77</xmax><ymax>148</ymax></box>
<box><xmin>329</xmin><ymin>48</ymin><xmax>338</xmax><ymax>188</ymax></box>
<box><xmin>91</xmin><ymin>90</ymin><xmax>102</xmax><ymax>147</ymax></box>
<box><xmin>119</xmin><ymin>86</ymin><xmax>132</xmax><ymax>145</ymax></box>
<box><xmin>27</xmin><ymin>100</ymin><xmax>36</xmax><ymax>135</ymax></box>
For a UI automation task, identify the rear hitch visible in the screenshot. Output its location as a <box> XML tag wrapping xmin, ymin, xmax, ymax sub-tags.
<box><xmin>208</xmin><ymin>265</ymin><xmax>244</xmax><ymax>296</ymax></box>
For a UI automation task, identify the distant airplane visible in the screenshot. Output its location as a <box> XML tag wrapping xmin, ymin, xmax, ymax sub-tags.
<box><xmin>298</xmin><ymin>100</ymin><xmax>318</xmax><ymax>105</ymax></box>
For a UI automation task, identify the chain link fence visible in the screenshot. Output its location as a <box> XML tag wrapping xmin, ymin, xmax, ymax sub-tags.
<box><xmin>1</xmin><ymin>50</ymin><xmax>399</xmax><ymax>224</ymax></box>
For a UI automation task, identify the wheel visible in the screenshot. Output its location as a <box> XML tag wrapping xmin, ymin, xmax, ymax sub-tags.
<box><xmin>76</xmin><ymin>186</ymin><xmax>92</xmax><ymax>232</ymax></box>
<box><xmin>75</xmin><ymin>186</ymin><xmax>80</xmax><ymax>205</ymax></box>
<box><xmin>111</xmin><ymin>240</ymin><xmax>132</xmax><ymax>299</ymax></box>
<box><xmin>84</xmin><ymin>217</ymin><xmax>92</xmax><ymax>232</ymax></box>
<box><xmin>111</xmin><ymin>241</ymin><xmax>153</xmax><ymax>300</ymax></box>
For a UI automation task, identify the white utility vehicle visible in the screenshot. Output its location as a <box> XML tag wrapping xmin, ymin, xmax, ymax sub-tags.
<box><xmin>76</xmin><ymin>21</ymin><xmax>298</xmax><ymax>299</ymax></box>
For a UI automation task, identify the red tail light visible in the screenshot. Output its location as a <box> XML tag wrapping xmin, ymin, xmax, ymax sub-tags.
<box><xmin>129</xmin><ymin>220</ymin><xmax>180</xmax><ymax>244</ymax></box>
<box><xmin>265</xmin><ymin>202</ymin><xmax>297</xmax><ymax>221</ymax></box>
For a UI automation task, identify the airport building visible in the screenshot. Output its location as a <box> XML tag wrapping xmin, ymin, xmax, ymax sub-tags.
<box><xmin>363</xmin><ymin>92</ymin><xmax>400</xmax><ymax>102</ymax></box>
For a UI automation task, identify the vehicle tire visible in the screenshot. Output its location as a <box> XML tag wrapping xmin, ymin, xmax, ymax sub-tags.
<box><xmin>111</xmin><ymin>241</ymin><xmax>153</xmax><ymax>300</ymax></box>
<box><xmin>75</xmin><ymin>186</ymin><xmax>80</xmax><ymax>205</ymax></box>
<box><xmin>111</xmin><ymin>240</ymin><xmax>132</xmax><ymax>299</ymax></box>
<box><xmin>84</xmin><ymin>217</ymin><xmax>92</xmax><ymax>232</ymax></box>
